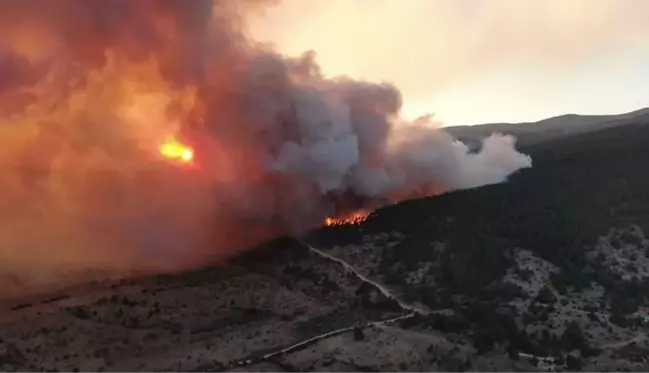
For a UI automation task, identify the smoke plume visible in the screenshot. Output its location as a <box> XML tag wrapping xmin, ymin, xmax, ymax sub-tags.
<box><xmin>0</xmin><ymin>0</ymin><xmax>531</xmax><ymax>296</ymax></box>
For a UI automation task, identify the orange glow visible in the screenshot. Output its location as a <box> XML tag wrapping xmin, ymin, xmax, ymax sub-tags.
<box><xmin>159</xmin><ymin>138</ymin><xmax>194</xmax><ymax>164</ymax></box>
<box><xmin>247</xmin><ymin>0</ymin><xmax>649</xmax><ymax>125</ymax></box>
<box><xmin>324</xmin><ymin>210</ymin><xmax>369</xmax><ymax>226</ymax></box>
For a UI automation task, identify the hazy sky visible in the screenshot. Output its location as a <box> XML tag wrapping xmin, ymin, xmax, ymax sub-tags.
<box><xmin>247</xmin><ymin>0</ymin><xmax>649</xmax><ymax>126</ymax></box>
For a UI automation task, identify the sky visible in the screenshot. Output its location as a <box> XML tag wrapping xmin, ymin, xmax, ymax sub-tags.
<box><xmin>246</xmin><ymin>0</ymin><xmax>649</xmax><ymax>126</ymax></box>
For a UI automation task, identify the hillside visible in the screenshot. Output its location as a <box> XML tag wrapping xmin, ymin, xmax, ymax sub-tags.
<box><xmin>444</xmin><ymin>107</ymin><xmax>649</xmax><ymax>147</ymax></box>
<box><xmin>2</xmin><ymin>118</ymin><xmax>649</xmax><ymax>371</ymax></box>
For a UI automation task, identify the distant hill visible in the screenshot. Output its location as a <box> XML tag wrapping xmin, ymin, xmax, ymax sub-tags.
<box><xmin>444</xmin><ymin>107</ymin><xmax>649</xmax><ymax>147</ymax></box>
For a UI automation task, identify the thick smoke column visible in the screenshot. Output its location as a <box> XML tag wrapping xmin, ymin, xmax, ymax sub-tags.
<box><xmin>0</xmin><ymin>0</ymin><xmax>531</xmax><ymax>296</ymax></box>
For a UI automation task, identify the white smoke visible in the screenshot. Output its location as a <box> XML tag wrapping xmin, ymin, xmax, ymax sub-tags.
<box><xmin>232</xmin><ymin>49</ymin><xmax>532</xmax><ymax>229</ymax></box>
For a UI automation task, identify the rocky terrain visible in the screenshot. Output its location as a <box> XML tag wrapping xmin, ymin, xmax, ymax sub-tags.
<box><xmin>2</xmin><ymin>114</ymin><xmax>649</xmax><ymax>371</ymax></box>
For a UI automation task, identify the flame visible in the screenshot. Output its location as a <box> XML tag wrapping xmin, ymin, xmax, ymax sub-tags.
<box><xmin>324</xmin><ymin>210</ymin><xmax>369</xmax><ymax>226</ymax></box>
<box><xmin>159</xmin><ymin>138</ymin><xmax>194</xmax><ymax>164</ymax></box>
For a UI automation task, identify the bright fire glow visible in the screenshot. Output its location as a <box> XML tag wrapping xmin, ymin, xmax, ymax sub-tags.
<box><xmin>159</xmin><ymin>138</ymin><xmax>194</xmax><ymax>163</ymax></box>
<box><xmin>324</xmin><ymin>211</ymin><xmax>369</xmax><ymax>226</ymax></box>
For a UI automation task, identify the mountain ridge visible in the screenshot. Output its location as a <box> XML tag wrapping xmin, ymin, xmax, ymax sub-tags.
<box><xmin>444</xmin><ymin>107</ymin><xmax>649</xmax><ymax>147</ymax></box>
<box><xmin>1</xmin><ymin>110</ymin><xmax>649</xmax><ymax>371</ymax></box>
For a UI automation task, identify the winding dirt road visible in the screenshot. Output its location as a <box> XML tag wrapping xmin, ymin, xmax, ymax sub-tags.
<box><xmin>222</xmin><ymin>240</ymin><xmax>453</xmax><ymax>370</ymax></box>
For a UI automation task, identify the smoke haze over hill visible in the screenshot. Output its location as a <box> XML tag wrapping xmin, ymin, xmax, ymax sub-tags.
<box><xmin>0</xmin><ymin>0</ymin><xmax>531</xmax><ymax>295</ymax></box>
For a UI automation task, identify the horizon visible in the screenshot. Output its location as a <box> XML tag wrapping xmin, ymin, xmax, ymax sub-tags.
<box><xmin>247</xmin><ymin>0</ymin><xmax>649</xmax><ymax>127</ymax></box>
<box><xmin>444</xmin><ymin>106</ymin><xmax>649</xmax><ymax>128</ymax></box>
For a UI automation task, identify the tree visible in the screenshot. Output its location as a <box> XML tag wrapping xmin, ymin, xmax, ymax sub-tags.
<box><xmin>528</xmin><ymin>357</ymin><xmax>539</xmax><ymax>367</ymax></box>
<box><xmin>565</xmin><ymin>354</ymin><xmax>582</xmax><ymax>370</ymax></box>
<box><xmin>507</xmin><ymin>344</ymin><xmax>519</xmax><ymax>360</ymax></box>
<box><xmin>474</xmin><ymin>331</ymin><xmax>495</xmax><ymax>353</ymax></box>
<box><xmin>541</xmin><ymin>329</ymin><xmax>553</xmax><ymax>344</ymax></box>
<box><xmin>353</xmin><ymin>327</ymin><xmax>365</xmax><ymax>341</ymax></box>
<box><xmin>560</xmin><ymin>321</ymin><xmax>586</xmax><ymax>350</ymax></box>
<box><xmin>535</xmin><ymin>286</ymin><xmax>557</xmax><ymax>305</ymax></box>
<box><xmin>580</xmin><ymin>345</ymin><xmax>602</xmax><ymax>358</ymax></box>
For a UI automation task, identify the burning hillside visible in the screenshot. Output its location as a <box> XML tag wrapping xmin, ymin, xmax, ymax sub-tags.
<box><xmin>324</xmin><ymin>210</ymin><xmax>370</xmax><ymax>227</ymax></box>
<box><xmin>0</xmin><ymin>0</ymin><xmax>531</xmax><ymax>295</ymax></box>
